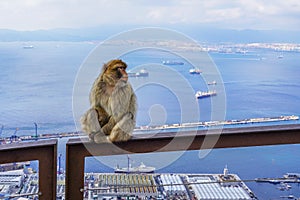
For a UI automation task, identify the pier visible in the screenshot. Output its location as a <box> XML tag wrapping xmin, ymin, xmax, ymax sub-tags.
<box><xmin>134</xmin><ymin>115</ymin><xmax>299</xmax><ymax>133</ymax></box>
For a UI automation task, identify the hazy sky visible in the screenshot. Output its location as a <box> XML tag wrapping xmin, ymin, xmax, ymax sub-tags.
<box><xmin>1</xmin><ymin>0</ymin><xmax>300</xmax><ymax>31</ymax></box>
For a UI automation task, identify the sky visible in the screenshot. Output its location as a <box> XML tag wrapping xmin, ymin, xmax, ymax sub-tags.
<box><xmin>0</xmin><ymin>0</ymin><xmax>300</xmax><ymax>31</ymax></box>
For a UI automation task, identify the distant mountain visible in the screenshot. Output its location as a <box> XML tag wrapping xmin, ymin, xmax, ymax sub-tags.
<box><xmin>183</xmin><ymin>28</ymin><xmax>300</xmax><ymax>43</ymax></box>
<box><xmin>0</xmin><ymin>29</ymin><xmax>85</xmax><ymax>42</ymax></box>
<box><xmin>0</xmin><ymin>25</ymin><xmax>137</xmax><ymax>42</ymax></box>
<box><xmin>1</xmin><ymin>25</ymin><xmax>299</xmax><ymax>43</ymax></box>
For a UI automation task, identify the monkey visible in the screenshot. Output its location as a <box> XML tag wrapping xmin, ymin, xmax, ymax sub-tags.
<box><xmin>80</xmin><ymin>59</ymin><xmax>137</xmax><ymax>143</ymax></box>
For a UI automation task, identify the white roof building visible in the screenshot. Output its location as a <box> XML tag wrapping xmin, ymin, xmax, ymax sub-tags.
<box><xmin>0</xmin><ymin>169</ymin><xmax>24</xmax><ymax>188</ymax></box>
<box><xmin>188</xmin><ymin>175</ymin><xmax>253</xmax><ymax>200</ymax></box>
<box><xmin>160</xmin><ymin>174</ymin><xmax>187</xmax><ymax>196</ymax></box>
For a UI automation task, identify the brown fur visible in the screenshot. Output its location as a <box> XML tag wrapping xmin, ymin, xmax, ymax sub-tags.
<box><xmin>80</xmin><ymin>59</ymin><xmax>137</xmax><ymax>143</ymax></box>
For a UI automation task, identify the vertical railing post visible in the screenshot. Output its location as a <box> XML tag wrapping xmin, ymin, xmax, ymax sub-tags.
<box><xmin>0</xmin><ymin>139</ymin><xmax>57</xmax><ymax>200</ymax></box>
<box><xmin>38</xmin><ymin>142</ymin><xmax>57</xmax><ymax>199</ymax></box>
<box><xmin>65</xmin><ymin>141</ymin><xmax>89</xmax><ymax>200</ymax></box>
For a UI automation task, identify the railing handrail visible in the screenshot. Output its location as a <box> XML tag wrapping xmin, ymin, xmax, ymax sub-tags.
<box><xmin>67</xmin><ymin>123</ymin><xmax>300</xmax><ymax>148</ymax></box>
<box><xmin>65</xmin><ymin>124</ymin><xmax>300</xmax><ymax>199</ymax></box>
<box><xmin>0</xmin><ymin>139</ymin><xmax>57</xmax><ymax>151</ymax></box>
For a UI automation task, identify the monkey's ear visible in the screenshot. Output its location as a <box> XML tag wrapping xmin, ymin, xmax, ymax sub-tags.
<box><xmin>99</xmin><ymin>63</ymin><xmax>109</xmax><ymax>80</ymax></box>
<box><xmin>101</xmin><ymin>63</ymin><xmax>109</xmax><ymax>73</ymax></box>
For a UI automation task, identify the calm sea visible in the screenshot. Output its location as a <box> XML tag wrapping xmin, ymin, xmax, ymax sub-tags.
<box><xmin>0</xmin><ymin>41</ymin><xmax>300</xmax><ymax>199</ymax></box>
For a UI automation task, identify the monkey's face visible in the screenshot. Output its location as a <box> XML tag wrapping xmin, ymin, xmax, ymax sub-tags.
<box><xmin>102</xmin><ymin>60</ymin><xmax>128</xmax><ymax>86</ymax></box>
<box><xmin>115</xmin><ymin>64</ymin><xmax>128</xmax><ymax>82</ymax></box>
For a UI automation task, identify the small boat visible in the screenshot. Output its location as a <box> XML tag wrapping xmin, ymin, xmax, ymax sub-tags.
<box><xmin>279</xmin><ymin>195</ymin><xmax>295</xmax><ymax>199</ymax></box>
<box><xmin>278</xmin><ymin>55</ymin><xmax>284</xmax><ymax>59</ymax></box>
<box><xmin>23</xmin><ymin>45</ymin><xmax>34</xmax><ymax>49</ymax></box>
<box><xmin>208</xmin><ymin>80</ymin><xmax>217</xmax><ymax>85</ymax></box>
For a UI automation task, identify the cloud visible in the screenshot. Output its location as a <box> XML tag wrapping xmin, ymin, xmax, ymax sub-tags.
<box><xmin>0</xmin><ymin>0</ymin><xmax>299</xmax><ymax>30</ymax></box>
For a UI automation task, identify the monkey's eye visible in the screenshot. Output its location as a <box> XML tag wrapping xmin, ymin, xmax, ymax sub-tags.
<box><xmin>117</xmin><ymin>66</ymin><xmax>126</xmax><ymax>70</ymax></box>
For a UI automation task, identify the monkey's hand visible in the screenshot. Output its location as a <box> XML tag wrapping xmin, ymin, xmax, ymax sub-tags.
<box><xmin>102</xmin><ymin>117</ymin><xmax>116</xmax><ymax>135</ymax></box>
<box><xmin>109</xmin><ymin>113</ymin><xmax>134</xmax><ymax>142</ymax></box>
<box><xmin>94</xmin><ymin>106</ymin><xmax>110</xmax><ymax>127</ymax></box>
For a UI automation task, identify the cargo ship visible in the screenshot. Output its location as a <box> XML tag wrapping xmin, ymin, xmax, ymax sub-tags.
<box><xmin>114</xmin><ymin>162</ymin><xmax>155</xmax><ymax>174</ymax></box>
<box><xmin>114</xmin><ymin>156</ymin><xmax>155</xmax><ymax>174</ymax></box>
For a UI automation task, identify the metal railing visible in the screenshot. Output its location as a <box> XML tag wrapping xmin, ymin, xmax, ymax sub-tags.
<box><xmin>0</xmin><ymin>139</ymin><xmax>57</xmax><ymax>200</ymax></box>
<box><xmin>65</xmin><ymin>124</ymin><xmax>300</xmax><ymax>200</ymax></box>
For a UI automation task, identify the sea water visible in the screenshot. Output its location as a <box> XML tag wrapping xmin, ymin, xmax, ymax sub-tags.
<box><xmin>0</xmin><ymin>41</ymin><xmax>300</xmax><ymax>199</ymax></box>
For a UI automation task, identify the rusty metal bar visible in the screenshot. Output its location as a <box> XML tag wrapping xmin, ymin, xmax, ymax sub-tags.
<box><xmin>0</xmin><ymin>139</ymin><xmax>57</xmax><ymax>200</ymax></box>
<box><xmin>65</xmin><ymin>124</ymin><xmax>300</xmax><ymax>200</ymax></box>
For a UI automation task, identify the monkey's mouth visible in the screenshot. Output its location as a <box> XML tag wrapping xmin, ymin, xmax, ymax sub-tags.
<box><xmin>120</xmin><ymin>75</ymin><xmax>128</xmax><ymax>82</ymax></box>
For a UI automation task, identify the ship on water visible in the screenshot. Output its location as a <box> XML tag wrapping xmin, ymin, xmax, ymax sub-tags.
<box><xmin>162</xmin><ymin>60</ymin><xmax>184</xmax><ymax>65</ymax></box>
<box><xmin>189</xmin><ymin>68</ymin><xmax>202</xmax><ymax>74</ymax></box>
<box><xmin>128</xmin><ymin>68</ymin><xmax>149</xmax><ymax>77</ymax></box>
<box><xmin>114</xmin><ymin>156</ymin><xmax>155</xmax><ymax>174</ymax></box>
<box><xmin>135</xmin><ymin>68</ymin><xmax>149</xmax><ymax>77</ymax></box>
<box><xmin>114</xmin><ymin>162</ymin><xmax>155</xmax><ymax>174</ymax></box>
<box><xmin>195</xmin><ymin>90</ymin><xmax>217</xmax><ymax>98</ymax></box>
<box><xmin>278</xmin><ymin>54</ymin><xmax>284</xmax><ymax>59</ymax></box>
<box><xmin>23</xmin><ymin>45</ymin><xmax>34</xmax><ymax>49</ymax></box>
<box><xmin>207</xmin><ymin>80</ymin><xmax>217</xmax><ymax>85</ymax></box>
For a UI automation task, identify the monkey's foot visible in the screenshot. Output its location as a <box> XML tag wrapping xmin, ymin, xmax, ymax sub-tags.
<box><xmin>88</xmin><ymin>132</ymin><xmax>95</xmax><ymax>142</ymax></box>
<box><xmin>93</xmin><ymin>132</ymin><xmax>110</xmax><ymax>144</ymax></box>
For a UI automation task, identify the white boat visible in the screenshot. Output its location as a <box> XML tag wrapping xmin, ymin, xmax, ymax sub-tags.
<box><xmin>23</xmin><ymin>45</ymin><xmax>34</xmax><ymax>49</ymax></box>
<box><xmin>189</xmin><ymin>68</ymin><xmax>202</xmax><ymax>74</ymax></box>
<box><xmin>207</xmin><ymin>80</ymin><xmax>217</xmax><ymax>85</ymax></box>
<box><xmin>135</xmin><ymin>69</ymin><xmax>149</xmax><ymax>77</ymax></box>
<box><xmin>128</xmin><ymin>69</ymin><xmax>149</xmax><ymax>77</ymax></box>
<box><xmin>195</xmin><ymin>90</ymin><xmax>217</xmax><ymax>98</ymax></box>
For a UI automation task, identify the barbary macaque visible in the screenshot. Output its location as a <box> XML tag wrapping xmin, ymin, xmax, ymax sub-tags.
<box><xmin>80</xmin><ymin>59</ymin><xmax>137</xmax><ymax>143</ymax></box>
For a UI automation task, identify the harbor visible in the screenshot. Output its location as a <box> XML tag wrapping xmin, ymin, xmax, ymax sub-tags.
<box><xmin>0</xmin><ymin>165</ymin><xmax>258</xmax><ymax>200</ymax></box>
<box><xmin>2</xmin><ymin>159</ymin><xmax>300</xmax><ymax>199</ymax></box>
<box><xmin>83</xmin><ymin>172</ymin><xmax>257</xmax><ymax>200</ymax></box>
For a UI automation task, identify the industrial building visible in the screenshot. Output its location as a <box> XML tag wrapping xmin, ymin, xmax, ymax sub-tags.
<box><xmin>84</xmin><ymin>173</ymin><xmax>158</xmax><ymax>199</ymax></box>
<box><xmin>187</xmin><ymin>175</ymin><xmax>254</xmax><ymax>200</ymax></box>
<box><xmin>0</xmin><ymin>166</ymin><xmax>256</xmax><ymax>199</ymax></box>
